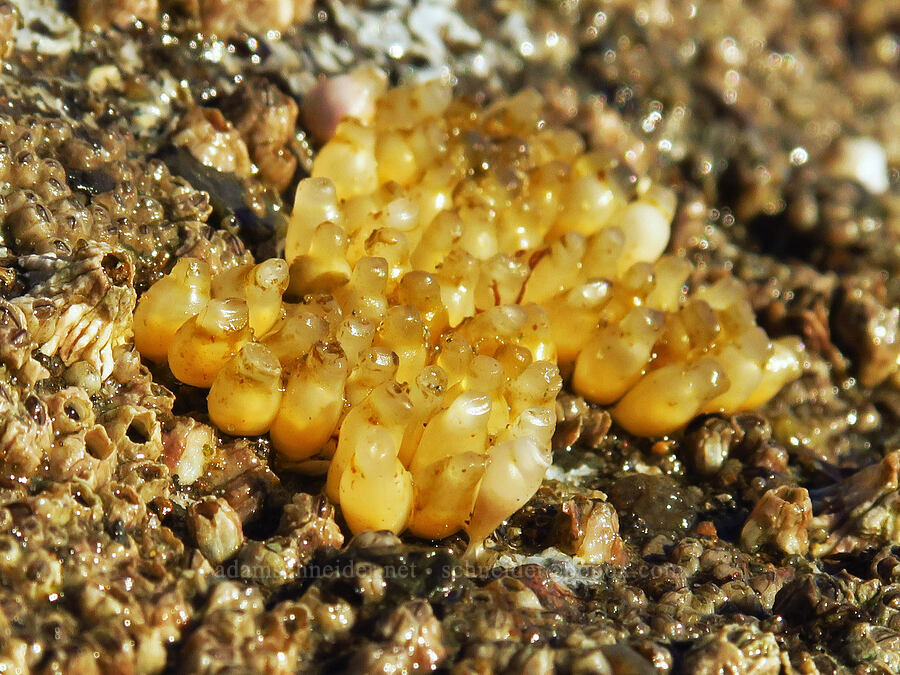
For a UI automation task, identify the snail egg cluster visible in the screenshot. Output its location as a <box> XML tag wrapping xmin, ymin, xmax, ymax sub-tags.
<box><xmin>133</xmin><ymin>79</ymin><xmax>801</xmax><ymax>541</ymax></box>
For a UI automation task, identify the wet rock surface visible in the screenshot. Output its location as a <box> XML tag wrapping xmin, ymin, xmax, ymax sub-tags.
<box><xmin>0</xmin><ymin>0</ymin><xmax>895</xmax><ymax>672</ymax></box>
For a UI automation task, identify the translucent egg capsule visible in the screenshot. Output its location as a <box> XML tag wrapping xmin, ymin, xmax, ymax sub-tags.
<box><xmin>483</xmin><ymin>88</ymin><xmax>544</xmax><ymax>135</ymax></box>
<box><xmin>494</xmin><ymin>343</ymin><xmax>533</xmax><ymax>381</ymax></box>
<box><xmin>133</xmin><ymin>258</ymin><xmax>210</xmax><ymax>363</ymax></box>
<box><xmin>261</xmin><ymin>307</ymin><xmax>329</xmax><ymax>367</ymax></box>
<box><xmin>600</xmin><ymin>261</ymin><xmax>656</xmax><ymax>321</ymax></box>
<box><xmin>473</xmin><ymin>254</ymin><xmax>529</xmax><ymax>311</ymax></box>
<box><xmin>375</xmin><ymin>305</ymin><xmax>427</xmax><ymax>385</ymax></box>
<box><xmin>269</xmin><ymin>342</ymin><xmax>348</xmax><ymax>461</ymax></box>
<box><xmin>545</xmin><ymin>280</ymin><xmax>611</xmax><ymax>367</ymax></box>
<box><xmin>519</xmin><ymin>304</ymin><xmax>557</xmax><ymax>364</ymax></box>
<box><xmin>531</xmin><ymin>127</ymin><xmax>585</xmax><ymax>165</ymax></box>
<box><xmin>301</xmin><ymin>292</ymin><xmax>344</xmax><ymax>332</ymax></box>
<box><xmin>312</xmin><ymin>119</ymin><xmax>378</xmax><ymax>199</ymax></box>
<box><xmin>399</xmin><ymin>365</ymin><xmax>449</xmax><ymax>467</ymax></box>
<box><xmin>612</xmin><ymin>358</ymin><xmax>731</xmax><ymax>437</ymax></box>
<box><xmin>375</xmin><ymin>78</ymin><xmax>452</xmax><ymax>131</ymax></box>
<box><xmin>212</xmin><ymin>259</ymin><xmax>289</xmax><ymax>336</ymax></box>
<box><xmin>410</xmin><ymin>210</ymin><xmax>463</xmax><ymax>272</ymax></box>
<box><xmin>406</xmin><ymin>117</ymin><xmax>450</xmax><ymax>175</ymax></box>
<box><xmin>339</xmin><ymin>425</ymin><xmax>414</xmax><ymax>534</ymax></box>
<box><xmin>435</xmin><ymin>333</ymin><xmax>475</xmax><ymax>388</ymax></box>
<box><xmin>364</xmin><ymin>226</ymin><xmax>411</xmax><ymax>288</ymax></box>
<box><xmin>208</xmin><ymin>343</ymin><xmax>283</xmax><ymax>436</ymax></box>
<box><xmin>396</xmin><ymin>271</ymin><xmax>449</xmax><ymax>347</ymax></box>
<box><xmin>335</xmin><ymin>316</ymin><xmax>376</xmax><ymax>366</ymax></box>
<box><xmin>457</xmin><ymin>305</ymin><xmax>527</xmax><ymax>358</ymax></box>
<box><xmin>327</xmin><ymin>381</ymin><xmax>413</xmax><ymax>502</ymax></box>
<box><xmin>408</xmin><ymin>165</ymin><xmax>460</xmax><ymax>233</ymax></box>
<box><xmin>409</xmin><ymin>390</ymin><xmax>491</xmax><ymax>478</ymax></box>
<box><xmin>700</xmin><ymin>326</ymin><xmax>769</xmax><ymax>414</ymax></box>
<box><xmin>550</xmin><ymin>173</ymin><xmax>618</xmax><ymax>239</ymax></box>
<box><xmin>409</xmin><ymin>452</ymin><xmax>486</xmax><ymax>540</ymax></box>
<box><xmin>285</xmin><ymin>178</ymin><xmax>344</xmax><ymax>263</ymax></box>
<box><xmin>333</xmin><ymin>256</ymin><xmax>388</xmax><ymax>324</ymax></box>
<box><xmin>615</xmin><ymin>200</ymin><xmax>671</xmax><ymax>275</ymax></box>
<box><xmin>740</xmin><ymin>337</ymin><xmax>804</xmax><ymax>411</ymax></box>
<box><xmin>462</xmin><ymin>355</ymin><xmax>509</xmax><ymax>436</ymax></box>
<box><xmin>694</xmin><ymin>277</ymin><xmax>750</xmax><ymax>313</ymax></box>
<box><xmin>376</xmin><ymin>130</ymin><xmax>419</xmax><ymax>185</ymax></box>
<box><xmin>521</xmin><ymin>232</ymin><xmax>586</xmax><ymax>304</ymax></box>
<box><xmin>581</xmin><ymin>227</ymin><xmax>625</xmax><ymax>280</ymax></box>
<box><xmin>457</xmin><ymin>206</ymin><xmax>499</xmax><ymax>260</ymax></box>
<box><xmin>344</xmin><ymin>346</ymin><xmax>398</xmax><ymax>407</ymax></box>
<box><xmin>639</xmin><ymin>184</ymin><xmax>677</xmax><ymax>222</ymax></box>
<box><xmin>497</xmin><ymin>405</ymin><xmax>556</xmax><ymax>450</ymax></box>
<box><xmin>644</xmin><ymin>256</ymin><xmax>692</xmax><ymax>312</ymax></box>
<box><xmin>288</xmin><ymin>221</ymin><xmax>353</xmax><ymax>297</ymax></box>
<box><xmin>436</xmin><ymin>249</ymin><xmax>479</xmax><ymax>327</ymax></box>
<box><xmin>505</xmin><ymin>360</ymin><xmax>563</xmax><ymax>421</ymax></box>
<box><xmin>466</xmin><ymin>436</ymin><xmax>552</xmax><ymax>549</ymax></box>
<box><xmin>168</xmin><ymin>299</ymin><xmax>252</xmax><ymax>388</ymax></box>
<box><xmin>572</xmin><ymin>307</ymin><xmax>664</xmax><ymax>405</ymax></box>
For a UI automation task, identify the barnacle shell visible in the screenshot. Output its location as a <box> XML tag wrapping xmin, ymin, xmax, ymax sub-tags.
<box><xmin>14</xmin><ymin>242</ymin><xmax>135</xmax><ymax>379</ymax></box>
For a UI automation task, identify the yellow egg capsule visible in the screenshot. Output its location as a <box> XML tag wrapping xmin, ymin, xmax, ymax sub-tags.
<box><xmin>461</xmin><ymin>355</ymin><xmax>508</xmax><ymax>436</ymax></box>
<box><xmin>339</xmin><ymin>426</ymin><xmax>414</xmax><ymax>534</ymax></box>
<box><xmin>644</xmin><ymin>256</ymin><xmax>692</xmax><ymax>312</ymax></box>
<box><xmin>364</xmin><ymin>227</ymin><xmax>411</xmax><ymax>288</ymax></box>
<box><xmin>398</xmin><ymin>365</ymin><xmax>448</xmax><ymax>467</ymax></box>
<box><xmin>436</xmin><ymin>249</ymin><xmax>478</xmax><ymax>327</ymax></box>
<box><xmin>614</xmin><ymin>200</ymin><xmax>671</xmax><ymax>275</ymax></box>
<box><xmin>344</xmin><ymin>346</ymin><xmax>398</xmax><ymax>407</ymax></box>
<box><xmin>612</xmin><ymin>358</ymin><xmax>731</xmax><ymax>437</ymax></box>
<box><xmin>333</xmin><ymin>256</ymin><xmax>388</xmax><ymax>324</ymax></box>
<box><xmin>550</xmin><ymin>173</ymin><xmax>618</xmax><ymax>239</ymax></box>
<box><xmin>261</xmin><ymin>308</ymin><xmax>329</xmax><ymax>367</ymax></box>
<box><xmin>473</xmin><ymin>254</ymin><xmax>529</xmax><ymax>312</ymax></box>
<box><xmin>375</xmin><ymin>78</ymin><xmax>452</xmax><ymax>131</ymax></box>
<box><xmin>581</xmin><ymin>227</ymin><xmax>625</xmax><ymax>279</ymax></box>
<box><xmin>410</xmin><ymin>210</ymin><xmax>463</xmax><ymax>272</ymax></box>
<box><xmin>133</xmin><ymin>258</ymin><xmax>210</xmax><ymax>363</ymax></box>
<box><xmin>269</xmin><ymin>342</ymin><xmax>348</xmax><ymax>461</ymax></box>
<box><xmin>375</xmin><ymin>305</ymin><xmax>427</xmax><ymax>385</ymax></box>
<box><xmin>327</xmin><ymin>381</ymin><xmax>413</xmax><ymax>503</ymax></box>
<box><xmin>285</xmin><ymin>177</ymin><xmax>343</xmax><ymax>264</ymax></box>
<box><xmin>701</xmin><ymin>327</ymin><xmax>769</xmax><ymax>414</ymax></box>
<box><xmin>208</xmin><ymin>343</ymin><xmax>283</xmax><ymax>436</ymax></box>
<box><xmin>740</xmin><ymin>337</ymin><xmax>804</xmax><ymax>411</ymax></box>
<box><xmin>520</xmin><ymin>232</ymin><xmax>585</xmax><ymax>304</ymax></box>
<box><xmin>505</xmin><ymin>360</ymin><xmax>563</xmax><ymax>421</ymax></box>
<box><xmin>466</xmin><ymin>436</ymin><xmax>552</xmax><ymax>550</ymax></box>
<box><xmin>545</xmin><ymin>280</ymin><xmax>612</xmax><ymax>368</ymax></box>
<box><xmin>376</xmin><ymin>130</ymin><xmax>419</xmax><ymax>186</ymax></box>
<box><xmin>312</xmin><ymin>119</ymin><xmax>378</xmax><ymax>199</ymax></box>
<box><xmin>409</xmin><ymin>390</ymin><xmax>491</xmax><ymax>477</ymax></box>
<box><xmin>288</xmin><ymin>221</ymin><xmax>353</xmax><ymax>297</ymax></box>
<box><xmin>244</xmin><ymin>259</ymin><xmax>290</xmax><ymax>336</ymax></box>
<box><xmin>396</xmin><ymin>271</ymin><xmax>449</xmax><ymax>347</ymax></box>
<box><xmin>168</xmin><ymin>299</ymin><xmax>252</xmax><ymax>388</ymax></box>
<box><xmin>572</xmin><ymin>307</ymin><xmax>664</xmax><ymax>405</ymax></box>
<box><xmin>335</xmin><ymin>316</ymin><xmax>376</xmax><ymax>366</ymax></box>
<box><xmin>409</xmin><ymin>452</ymin><xmax>487</xmax><ymax>540</ymax></box>
<box><xmin>212</xmin><ymin>259</ymin><xmax>289</xmax><ymax>336</ymax></box>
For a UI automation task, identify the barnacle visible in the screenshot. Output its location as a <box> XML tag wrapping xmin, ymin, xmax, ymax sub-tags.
<box><xmin>133</xmin><ymin>79</ymin><xmax>802</xmax><ymax>543</ymax></box>
<box><xmin>14</xmin><ymin>242</ymin><xmax>136</xmax><ymax>379</ymax></box>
